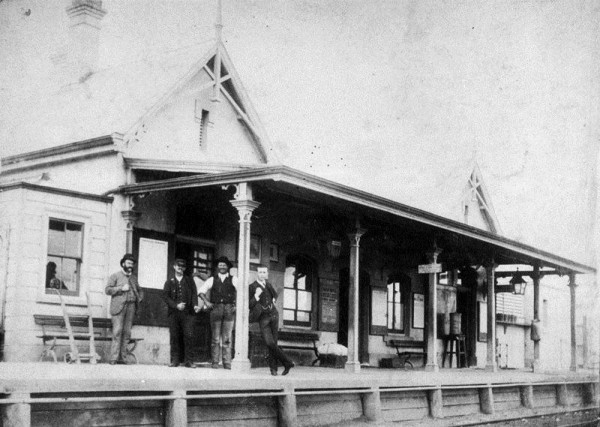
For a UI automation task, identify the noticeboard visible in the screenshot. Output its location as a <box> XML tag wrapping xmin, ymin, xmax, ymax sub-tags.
<box><xmin>319</xmin><ymin>278</ymin><xmax>339</xmax><ymax>332</ymax></box>
<box><xmin>418</xmin><ymin>263</ymin><xmax>442</xmax><ymax>274</ymax></box>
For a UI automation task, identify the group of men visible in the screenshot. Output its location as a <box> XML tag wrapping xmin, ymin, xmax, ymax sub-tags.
<box><xmin>105</xmin><ymin>253</ymin><xmax>294</xmax><ymax>376</ymax></box>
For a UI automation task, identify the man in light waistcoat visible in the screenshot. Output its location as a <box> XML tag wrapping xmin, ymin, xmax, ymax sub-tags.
<box><xmin>198</xmin><ymin>256</ymin><xmax>237</xmax><ymax>369</ymax></box>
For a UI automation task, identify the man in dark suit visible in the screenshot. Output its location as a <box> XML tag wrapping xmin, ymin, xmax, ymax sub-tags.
<box><xmin>162</xmin><ymin>258</ymin><xmax>201</xmax><ymax>368</ymax></box>
<box><xmin>105</xmin><ymin>253</ymin><xmax>144</xmax><ymax>365</ymax></box>
<box><xmin>249</xmin><ymin>265</ymin><xmax>294</xmax><ymax>376</ymax></box>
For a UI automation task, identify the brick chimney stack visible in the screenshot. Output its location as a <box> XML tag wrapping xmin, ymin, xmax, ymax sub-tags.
<box><xmin>66</xmin><ymin>0</ymin><xmax>107</xmax><ymax>80</ymax></box>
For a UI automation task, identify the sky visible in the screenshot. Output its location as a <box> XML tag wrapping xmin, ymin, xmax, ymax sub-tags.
<box><xmin>0</xmin><ymin>0</ymin><xmax>598</xmax><ymax>267</ymax></box>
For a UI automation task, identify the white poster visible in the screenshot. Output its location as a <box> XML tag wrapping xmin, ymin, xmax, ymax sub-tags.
<box><xmin>137</xmin><ymin>237</ymin><xmax>168</xmax><ymax>290</ymax></box>
<box><xmin>371</xmin><ymin>288</ymin><xmax>387</xmax><ymax>327</ymax></box>
<box><xmin>413</xmin><ymin>293</ymin><xmax>425</xmax><ymax>329</ymax></box>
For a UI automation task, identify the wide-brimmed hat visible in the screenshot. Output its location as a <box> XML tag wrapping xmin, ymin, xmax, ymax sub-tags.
<box><xmin>120</xmin><ymin>253</ymin><xmax>136</xmax><ymax>266</ymax></box>
<box><xmin>215</xmin><ymin>256</ymin><xmax>232</xmax><ymax>269</ymax></box>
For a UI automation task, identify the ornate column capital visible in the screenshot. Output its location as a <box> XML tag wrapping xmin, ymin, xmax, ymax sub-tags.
<box><xmin>426</xmin><ymin>245</ymin><xmax>443</xmax><ymax>264</ymax></box>
<box><xmin>121</xmin><ymin>210</ymin><xmax>141</xmax><ymax>230</ymax></box>
<box><xmin>483</xmin><ymin>258</ymin><xmax>498</xmax><ymax>271</ymax></box>
<box><xmin>230</xmin><ymin>199</ymin><xmax>261</xmax><ymax>222</ymax></box>
<box><xmin>347</xmin><ymin>228</ymin><xmax>367</xmax><ymax>247</ymax></box>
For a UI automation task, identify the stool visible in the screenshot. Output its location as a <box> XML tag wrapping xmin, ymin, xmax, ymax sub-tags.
<box><xmin>442</xmin><ymin>334</ymin><xmax>467</xmax><ymax>368</ymax></box>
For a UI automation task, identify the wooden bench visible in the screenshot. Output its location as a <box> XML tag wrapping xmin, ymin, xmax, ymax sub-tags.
<box><xmin>387</xmin><ymin>339</ymin><xmax>427</xmax><ymax>369</ymax></box>
<box><xmin>250</xmin><ymin>329</ymin><xmax>320</xmax><ymax>366</ymax></box>
<box><xmin>34</xmin><ymin>314</ymin><xmax>142</xmax><ymax>364</ymax></box>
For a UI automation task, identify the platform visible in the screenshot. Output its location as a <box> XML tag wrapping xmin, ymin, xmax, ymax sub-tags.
<box><xmin>0</xmin><ymin>363</ymin><xmax>598</xmax><ymax>426</ymax></box>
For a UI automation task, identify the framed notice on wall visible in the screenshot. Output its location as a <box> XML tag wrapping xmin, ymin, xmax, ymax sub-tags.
<box><xmin>133</xmin><ymin>228</ymin><xmax>175</xmax><ymax>328</ymax></box>
<box><xmin>319</xmin><ymin>278</ymin><xmax>339</xmax><ymax>332</ymax></box>
<box><xmin>412</xmin><ymin>293</ymin><xmax>425</xmax><ymax>329</ymax></box>
<box><xmin>370</xmin><ymin>288</ymin><xmax>387</xmax><ymax>335</ymax></box>
<box><xmin>137</xmin><ymin>237</ymin><xmax>169</xmax><ymax>289</ymax></box>
<box><xmin>478</xmin><ymin>301</ymin><xmax>487</xmax><ymax>342</ymax></box>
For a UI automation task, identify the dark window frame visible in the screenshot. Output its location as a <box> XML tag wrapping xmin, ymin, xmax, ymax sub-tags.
<box><xmin>45</xmin><ymin>218</ymin><xmax>84</xmax><ymax>297</ymax></box>
<box><xmin>283</xmin><ymin>254</ymin><xmax>316</xmax><ymax>328</ymax></box>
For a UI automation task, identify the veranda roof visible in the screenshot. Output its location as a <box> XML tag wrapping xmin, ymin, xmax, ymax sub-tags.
<box><xmin>109</xmin><ymin>165</ymin><xmax>595</xmax><ymax>275</ymax></box>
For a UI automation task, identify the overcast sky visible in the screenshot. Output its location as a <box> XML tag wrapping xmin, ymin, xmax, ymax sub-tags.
<box><xmin>0</xmin><ymin>0</ymin><xmax>598</xmax><ymax>266</ymax></box>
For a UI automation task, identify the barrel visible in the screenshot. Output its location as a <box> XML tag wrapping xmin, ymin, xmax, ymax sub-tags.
<box><xmin>450</xmin><ymin>313</ymin><xmax>462</xmax><ymax>335</ymax></box>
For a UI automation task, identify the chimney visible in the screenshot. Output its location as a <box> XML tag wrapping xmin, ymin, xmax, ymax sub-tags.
<box><xmin>65</xmin><ymin>0</ymin><xmax>107</xmax><ymax>80</ymax></box>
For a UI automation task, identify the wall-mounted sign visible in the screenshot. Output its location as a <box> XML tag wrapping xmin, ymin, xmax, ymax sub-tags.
<box><xmin>418</xmin><ymin>263</ymin><xmax>442</xmax><ymax>274</ymax></box>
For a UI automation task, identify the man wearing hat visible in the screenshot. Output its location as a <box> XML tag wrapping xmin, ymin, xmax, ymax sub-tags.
<box><xmin>198</xmin><ymin>256</ymin><xmax>238</xmax><ymax>369</ymax></box>
<box><xmin>162</xmin><ymin>258</ymin><xmax>201</xmax><ymax>368</ymax></box>
<box><xmin>105</xmin><ymin>253</ymin><xmax>144</xmax><ymax>365</ymax></box>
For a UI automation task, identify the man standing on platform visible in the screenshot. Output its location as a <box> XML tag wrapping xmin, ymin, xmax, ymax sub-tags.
<box><xmin>105</xmin><ymin>253</ymin><xmax>144</xmax><ymax>365</ymax></box>
<box><xmin>162</xmin><ymin>258</ymin><xmax>201</xmax><ymax>368</ymax></box>
<box><xmin>249</xmin><ymin>265</ymin><xmax>294</xmax><ymax>375</ymax></box>
<box><xmin>198</xmin><ymin>256</ymin><xmax>237</xmax><ymax>369</ymax></box>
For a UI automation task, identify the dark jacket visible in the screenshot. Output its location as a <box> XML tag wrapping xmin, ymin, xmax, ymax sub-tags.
<box><xmin>249</xmin><ymin>280</ymin><xmax>278</xmax><ymax>311</ymax></box>
<box><xmin>162</xmin><ymin>275</ymin><xmax>198</xmax><ymax>315</ymax></box>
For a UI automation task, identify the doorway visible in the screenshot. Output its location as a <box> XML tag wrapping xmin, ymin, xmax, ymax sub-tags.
<box><xmin>338</xmin><ymin>268</ymin><xmax>371</xmax><ymax>364</ymax></box>
<box><xmin>175</xmin><ymin>241</ymin><xmax>214</xmax><ymax>363</ymax></box>
<box><xmin>457</xmin><ymin>267</ymin><xmax>479</xmax><ymax>367</ymax></box>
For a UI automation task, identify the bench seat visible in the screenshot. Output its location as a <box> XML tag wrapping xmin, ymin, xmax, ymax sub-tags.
<box><xmin>250</xmin><ymin>329</ymin><xmax>320</xmax><ymax>366</ymax></box>
<box><xmin>387</xmin><ymin>339</ymin><xmax>427</xmax><ymax>369</ymax></box>
<box><xmin>34</xmin><ymin>314</ymin><xmax>142</xmax><ymax>364</ymax></box>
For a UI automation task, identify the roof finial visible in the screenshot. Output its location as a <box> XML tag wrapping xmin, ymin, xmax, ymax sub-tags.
<box><xmin>215</xmin><ymin>0</ymin><xmax>223</xmax><ymax>44</ymax></box>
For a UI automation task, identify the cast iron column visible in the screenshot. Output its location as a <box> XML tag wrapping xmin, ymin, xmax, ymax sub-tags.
<box><xmin>121</xmin><ymin>202</ymin><xmax>141</xmax><ymax>253</ymax></box>
<box><xmin>485</xmin><ymin>260</ymin><xmax>497</xmax><ymax>372</ymax></box>
<box><xmin>425</xmin><ymin>247</ymin><xmax>442</xmax><ymax>372</ymax></box>
<box><xmin>569</xmin><ymin>272</ymin><xmax>577</xmax><ymax>372</ymax></box>
<box><xmin>230</xmin><ymin>183</ymin><xmax>260</xmax><ymax>372</ymax></box>
<box><xmin>345</xmin><ymin>227</ymin><xmax>366</xmax><ymax>373</ymax></box>
<box><xmin>531</xmin><ymin>264</ymin><xmax>541</xmax><ymax>372</ymax></box>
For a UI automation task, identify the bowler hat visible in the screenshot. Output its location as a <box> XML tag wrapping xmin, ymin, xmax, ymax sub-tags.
<box><xmin>120</xmin><ymin>253</ymin><xmax>136</xmax><ymax>266</ymax></box>
<box><xmin>215</xmin><ymin>256</ymin><xmax>232</xmax><ymax>269</ymax></box>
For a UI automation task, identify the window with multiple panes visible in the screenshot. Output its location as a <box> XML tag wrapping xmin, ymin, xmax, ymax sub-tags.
<box><xmin>191</xmin><ymin>246</ymin><xmax>214</xmax><ymax>275</ymax></box>
<box><xmin>386</xmin><ymin>274</ymin><xmax>410</xmax><ymax>333</ymax></box>
<box><xmin>283</xmin><ymin>255</ymin><xmax>314</xmax><ymax>327</ymax></box>
<box><xmin>46</xmin><ymin>219</ymin><xmax>83</xmax><ymax>296</ymax></box>
<box><xmin>387</xmin><ymin>281</ymin><xmax>404</xmax><ymax>332</ymax></box>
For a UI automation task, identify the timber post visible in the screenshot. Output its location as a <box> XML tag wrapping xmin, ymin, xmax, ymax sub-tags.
<box><xmin>520</xmin><ymin>385</ymin><xmax>534</xmax><ymax>409</ymax></box>
<box><xmin>277</xmin><ymin>385</ymin><xmax>298</xmax><ymax>427</ymax></box>
<box><xmin>1</xmin><ymin>392</ymin><xmax>31</xmax><ymax>427</ymax></box>
<box><xmin>531</xmin><ymin>264</ymin><xmax>541</xmax><ymax>372</ymax></box>
<box><xmin>428</xmin><ymin>388</ymin><xmax>443</xmax><ymax>418</ymax></box>
<box><xmin>556</xmin><ymin>383</ymin><xmax>569</xmax><ymax>406</ymax></box>
<box><xmin>568</xmin><ymin>273</ymin><xmax>577</xmax><ymax>372</ymax></box>
<box><xmin>479</xmin><ymin>387</ymin><xmax>494</xmax><ymax>415</ymax></box>
<box><xmin>361</xmin><ymin>388</ymin><xmax>382</xmax><ymax>422</ymax></box>
<box><xmin>165</xmin><ymin>389</ymin><xmax>187</xmax><ymax>427</ymax></box>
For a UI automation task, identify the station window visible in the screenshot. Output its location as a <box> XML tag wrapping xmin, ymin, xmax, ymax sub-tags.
<box><xmin>191</xmin><ymin>246</ymin><xmax>214</xmax><ymax>275</ymax></box>
<box><xmin>386</xmin><ymin>274</ymin><xmax>411</xmax><ymax>333</ymax></box>
<box><xmin>45</xmin><ymin>218</ymin><xmax>83</xmax><ymax>296</ymax></box>
<box><xmin>283</xmin><ymin>255</ymin><xmax>315</xmax><ymax>327</ymax></box>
